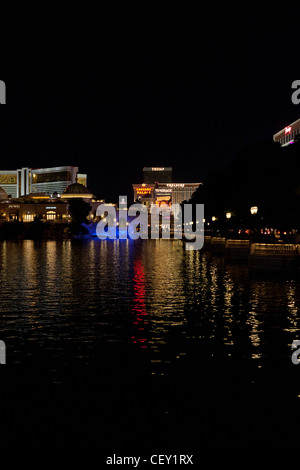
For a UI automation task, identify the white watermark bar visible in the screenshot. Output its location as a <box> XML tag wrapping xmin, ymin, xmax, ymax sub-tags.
<box><xmin>96</xmin><ymin>196</ymin><xmax>204</xmax><ymax>251</ymax></box>
<box><xmin>0</xmin><ymin>81</ymin><xmax>6</xmax><ymax>104</ymax></box>
<box><xmin>0</xmin><ymin>340</ymin><xmax>6</xmax><ymax>364</ymax></box>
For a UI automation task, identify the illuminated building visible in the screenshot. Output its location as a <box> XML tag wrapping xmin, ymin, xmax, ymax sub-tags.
<box><xmin>133</xmin><ymin>170</ymin><xmax>201</xmax><ymax>216</ymax></box>
<box><xmin>154</xmin><ymin>185</ymin><xmax>172</xmax><ymax>207</ymax></box>
<box><xmin>143</xmin><ymin>167</ymin><xmax>172</xmax><ymax>184</ymax></box>
<box><xmin>0</xmin><ymin>166</ymin><xmax>87</xmax><ymax>198</ymax></box>
<box><xmin>31</xmin><ymin>167</ymin><xmax>87</xmax><ymax>195</ymax></box>
<box><xmin>166</xmin><ymin>183</ymin><xmax>201</xmax><ymax>206</ymax></box>
<box><xmin>132</xmin><ymin>184</ymin><xmax>156</xmax><ymax>209</ymax></box>
<box><xmin>158</xmin><ymin>183</ymin><xmax>201</xmax><ymax>217</ymax></box>
<box><xmin>273</xmin><ymin>118</ymin><xmax>300</xmax><ymax>146</ymax></box>
<box><xmin>0</xmin><ymin>187</ymin><xmax>68</xmax><ymax>222</ymax></box>
<box><xmin>61</xmin><ymin>180</ymin><xmax>94</xmax><ymax>201</ymax></box>
<box><xmin>61</xmin><ymin>180</ymin><xmax>104</xmax><ymax>220</ymax></box>
<box><xmin>0</xmin><ymin>168</ymin><xmax>27</xmax><ymax>198</ymax></box>
<box><xmin>0</xmin><ymin>180</ymin><xmax>102</xmax><ymax>223</ymax></box>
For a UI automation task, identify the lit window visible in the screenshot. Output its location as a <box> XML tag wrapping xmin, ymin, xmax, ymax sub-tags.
<box><xmin>23</xmin><ymin>214</ymin><xmax>34</xmax><ymax>222</ymax></box>
<box><xmin>46</xmin><ymin>211</ymin><xmax>56</xmax><ymax>220</ymax></box>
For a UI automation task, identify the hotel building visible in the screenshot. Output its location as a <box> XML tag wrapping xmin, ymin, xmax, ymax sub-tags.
<box><xmin>165</xmin><ymin>183</ymin><xmax>201</xmax><ymax>206</ymax></box>
<box><xmin>0</xmin><ymin>166</ymin><xmax>87</xmax><ymax>198</ymax></box>
<box><xmin>273</xmin><ymin>118</ymin><xmax>300</xmax><ymax>146</ymax></box>
<box><xmin>143</xmin><ymin>167</ymin><xmax>172</xmax><ymax>184</ymax></box>
<box><xmin>133</xmin><ymin>167</ymin><xmax>201</xmax><ymax>216</ymax></box>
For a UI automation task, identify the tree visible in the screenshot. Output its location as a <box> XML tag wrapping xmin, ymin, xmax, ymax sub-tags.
<box><xmin>67</xmin><ymin>199</ymin><xmax>91</xmax><ymax>224</ymax></box>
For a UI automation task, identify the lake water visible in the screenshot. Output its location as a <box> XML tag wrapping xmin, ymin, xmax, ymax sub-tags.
<box><xmin>1</xmin><ymin>239</ymin><xmax>300</xmax><ymax>450</ymax></box>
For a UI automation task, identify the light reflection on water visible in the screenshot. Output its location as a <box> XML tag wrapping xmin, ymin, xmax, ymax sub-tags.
<box><xmin>0</xmin><ymin>239</ymin><xmax>300</xmax><ymax>376</ymax></box>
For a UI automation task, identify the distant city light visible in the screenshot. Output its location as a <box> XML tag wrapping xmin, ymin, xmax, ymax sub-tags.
<box><xmin>250</xmin><ymin>206</ymin><xmax>258</xmax><ymax>215</ymax></box>
<box><xmin>226</xmin><ymin>212</ymin><xmax>232</xmax><ymax>219</ymax></box>
<box><xmin>212</xmin><ymin>216</ymin><xmax>216</xmax><ymax>221</ymax></box>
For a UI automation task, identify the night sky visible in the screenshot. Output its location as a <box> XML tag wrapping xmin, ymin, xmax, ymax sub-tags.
<box><xmin>0</xmin><ymin>12</ymin><xmax>299</xmax><ymax>202</ymax></box>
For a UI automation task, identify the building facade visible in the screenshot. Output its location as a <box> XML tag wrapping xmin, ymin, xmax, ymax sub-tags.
<box><xmin>0</xmin><ymin>180</ymin><xmax>101</xmax><ymax>224</ymax></box>
<box><xmin>0</xmin><ymin>166</ymin><xmax>87</xmax><ymax>198</ymax></box>
<box><xmin>133</xmin><ymin>168</ymin><xmax>201</xmax><ymax>216</ymax></box>
<box><xmin>132</xmin><ymin>183</ymin><xmax>156</xmax><ymax>209</ymax></box>
<box><xmin>143</xmin><ymin>167</ymin><xmax>172</xmax><ymax>184</ymax></box>
<box><xmin>0</xmin><ymin>189</ymin><xmax>69</xmax><ymax>223</ymax></box>
<box><xmin>0</xmin><ymin>168</ymin><xmax>27</xmax><ymax>198</ymax></box>
<box><xmin>273</xmin><ymin>118</ymin><xmax>300</xmax><ymax>146</ymax></box>
<box><xmin>165</xmin><ymin>183</ymin><xmax>201</xmax><ymax>206</ymax></box>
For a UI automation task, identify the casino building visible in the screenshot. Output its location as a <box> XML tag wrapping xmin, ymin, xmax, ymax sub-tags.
<box><xmin>0</xmin><ymin>188</ymin><xmax>69</xmax><ymax>223</ymax></box>
<box><xmin>0</xmin><ymin>166</ymin><xmax>87</xmax><ymax>198</ymax></box>
<box><xmin>273</xmin><ymin>118</ymin><xmax>300</xmax><ymax>146</ymax></box>
<box><xmin>0</xmin><ymin>179</ymin><xmax>102</xmax><ymax>223</ymax></box>
<box><xmin>132</xmin><ymin>167</ymin><xmax>201</xmax><ymax>216</ymax></box>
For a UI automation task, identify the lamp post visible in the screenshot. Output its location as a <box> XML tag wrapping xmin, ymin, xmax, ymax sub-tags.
<box><xmin>250</xmin><ymin>206</ymin><xmax>258</xmax><ymax>238</ymax></box>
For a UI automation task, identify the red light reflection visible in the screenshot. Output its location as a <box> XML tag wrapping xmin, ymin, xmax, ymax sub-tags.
<box><xmin>131</xmin><ymin>258</ymin><xmax>147</xmax><ymax>348</ymax></box>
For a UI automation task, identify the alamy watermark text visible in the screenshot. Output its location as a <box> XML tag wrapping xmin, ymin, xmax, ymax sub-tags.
<box><xmin>0</xmin><ymin>81</ymin><xmax>6</xmax><ymax>104</ymax></box>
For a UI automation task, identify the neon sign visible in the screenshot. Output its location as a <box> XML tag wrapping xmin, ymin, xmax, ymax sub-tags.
<box><xmin>285</xmin><ymin>126</ymin><xmax>292</xmax><ymax>134</ymax></box>
<box><xmin>136</xmin><ymin>187</ymin><xmax>152</xmax><ymax>195</ymax></box>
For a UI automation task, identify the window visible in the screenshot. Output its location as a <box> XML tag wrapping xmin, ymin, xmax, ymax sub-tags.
<box><xmin>23</xmin><ymin>214</ymin><xmax>34</xmax><ymax>222</ymax></box>
<box><xmin>46</xmin><ymin>211</ymin><xmax>56</xmax><ymax>220</ymax></box>
<box><xmin>33</xmin><ymin>171</ymin><xmax>71</xmax><ymax>184</ymax></box>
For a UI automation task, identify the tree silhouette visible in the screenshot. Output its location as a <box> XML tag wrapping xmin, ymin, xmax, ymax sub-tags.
<box><xmin>68</xmin><ymin>199</ymin><xmax>91</xmax><ymax>224</ymax></box>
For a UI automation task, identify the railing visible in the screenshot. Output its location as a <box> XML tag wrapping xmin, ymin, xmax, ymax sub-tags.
<box><xmin>211</xmin><ymin>237</ymin><xmax>226</xmax><ymax>253</ymax></box>
<box><xmin>225</xmin><ymin>240</ymin><xmax>250</xmax><ymax>249</ymax></box>
<box><xmin>211</xmin><ymin>237</ymin><xmax>226</xmax><ymax>245</ymax></box>
<box><xmin>250</xmin><ymin>243</ymin><xmax>300</xmax><ymax>255</ymax></box>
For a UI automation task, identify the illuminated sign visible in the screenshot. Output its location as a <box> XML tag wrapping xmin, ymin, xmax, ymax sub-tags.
<box><xmin>285</xmin><ymin>126</ymin><xmax>292</xmax><ymax>134</ymax></box>
<box><xmin>136</xmin><ymin>187</ymin><xmax>152</xmax><ymax>195</ymax></box>
<box><xmin>0</xmin><ymin>174</ymin><xmax>17</xmax><ymax>184</ymax></box>
<box><xmin>46</xmin><ymin>206</ymin><xmax>57</xmax><ymax>209</ymax></box>
<box><xmin>166</xmin><ymin>183</ymin><xmax>185</xmax><ymax>188</ymax></box>
<box><xmin>151</xmin><ymin>168</ymin><xmax>164</xmax><ymax>171</ymax></box>
<box><xmin>155</xmin><ymin>188</ymin><xmax>172</xmax><ymax>194</ymax></box>
<box><xmin>155</xmin><ymin>200</ymin><xmax>171</xmax><ymax>207</ymax></box>
<box><xmin>8</xmin><ymin>205</ymin><xmax>20</xmax><ymax>209</ymax></box>
<box><xmin>77</xmin><ymin>178</ymin><xmax>86</xmax><ymax>185</ymax></box>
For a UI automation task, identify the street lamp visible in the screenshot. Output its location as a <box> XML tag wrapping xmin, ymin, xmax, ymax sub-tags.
<box><xmin>250</xmin><ymin>206</ymin><xmax>258</xmax><ymax>215</ymax></box>
<box><xmin>212</xmin><ymin>216</ymin><xmax>216</xmax><ymax>222</ymax></box>
<box><xmin>226</xmin><ymin>212</ymin><xmax>232</xmax><ymax>219</ymax></box>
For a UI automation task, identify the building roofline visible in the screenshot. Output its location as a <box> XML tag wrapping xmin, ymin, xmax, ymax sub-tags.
<box><xmin>273</xmin><ymin>118</ymin><xmax>300</xmax><ymax>139</ymax></box>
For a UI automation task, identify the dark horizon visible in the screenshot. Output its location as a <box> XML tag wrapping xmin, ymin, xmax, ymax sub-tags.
<box><xmin>0</xmin><ymin>13</ymin><xmax>300</xmax><ymax>202</ymax></box>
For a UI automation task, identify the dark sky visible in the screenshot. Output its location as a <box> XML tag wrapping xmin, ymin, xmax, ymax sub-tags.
<box><xmin>0</xmin><ymin>12</ymin><xmax>299</xmax><ymax>202</ymax></box>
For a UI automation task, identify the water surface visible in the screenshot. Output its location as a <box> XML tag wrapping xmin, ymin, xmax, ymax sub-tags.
<box><xmin>0</xmin><ymin>239</ymin><xmax>300</xmax><ymax>449</ymax></box>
